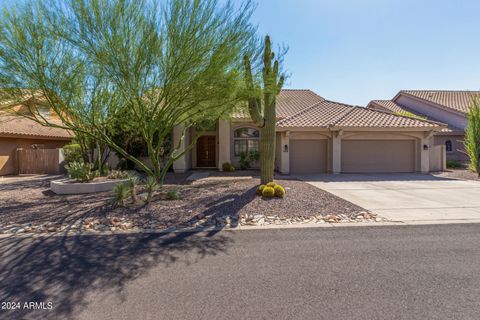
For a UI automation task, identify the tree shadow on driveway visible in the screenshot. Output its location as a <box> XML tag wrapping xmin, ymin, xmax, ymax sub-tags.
<box><xmin>0</xmin><ymin>230</ymin><xmax>233</xmax><ymax>319</ymax></box>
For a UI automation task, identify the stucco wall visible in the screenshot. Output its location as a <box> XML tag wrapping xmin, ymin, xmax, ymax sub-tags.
<box><xmin>434</xmin><ymin>135</ymin><xmax>468</xmax><ymax>162</ymax></box>
<box><xmin>0</xmin><ymin>137</ymin><xmax>67</xmax><ymax>176</ymax></box>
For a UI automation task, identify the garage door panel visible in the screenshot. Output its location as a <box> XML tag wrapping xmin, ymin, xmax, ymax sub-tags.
<box><xmin>290</xmin><ymin>139</ymin><xmax>327</xmax><ymax>174</ymax></box>
<box><xmin>342</xmin><ymin>140</ymin><xmax>415</xmax><ymax>173</ymax></box>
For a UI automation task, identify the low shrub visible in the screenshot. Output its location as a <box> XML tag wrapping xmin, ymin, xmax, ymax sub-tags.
<box><xmin>447</xmin><ymin>160</ymin><xmax>463</xmax><ymax>169</ymax></box>
<box><xmin>256</xmin><ymin>184</ymin><xmax>266</xmax><ymax>196</ymax></box>
<box><xmin>127</xmin><ymin>174</ymin><xmax>140</xmax><ymax>203</ymax></box>
<box><xmin>222</xmin><ymin>162</ymin><xmax>235</xmax><ymax>172</ymax></box>
<box><xmin>166</xmin><ymin>187</ymin><xmax>181</xmax><ymax>200</ymax></box>
<box><xmin>274</xmin><ymin>184</ymin><xmax>286</xmax><ymax>198</ymax></box>
<box><xmin>107</xmin><ymin>170</ymin><xmax>129</xmax><ymax>180</ymax></box>
<box><xmin>112</xmin><ymin>182</ymin><xmax>130</xmax><ymax>207</ymax></box>
<box><xmin>65</xmin><ymin>161</ymin><xmax>95</xmax><ymax>182</ymax></box>
<box><xmin>145</xmin><ymin>176</ymin><xmax>159</xmax><ymax>202</ymax></box>
<box><xmin>63</xmin><ymin>143</ymin><xmax>83</xmax><ymax>164</ymax></box>
<box><xmin>262</xmin><ymin>186</ymin><xmax>275</xmax><ymax>198</ymax></box>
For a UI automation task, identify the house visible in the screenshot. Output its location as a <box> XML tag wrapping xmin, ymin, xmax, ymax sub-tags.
<box><xmin>0</xmin><ymin>109</ymin><xmax>72</xmax><ymax>176</ymax></box>
<box><xmin>172</xmin><ymin>89</ymin><xmax>447</xmax><ymax>174</ymax></box>
<box><xmin>368</xmin><ymin>90</ymin><xmax>480</xmax><ymax>162</ymax></box>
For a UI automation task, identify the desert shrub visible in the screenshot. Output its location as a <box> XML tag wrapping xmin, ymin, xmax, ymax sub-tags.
<box><xmin>107</xmin><ymin>170</ymin><xmax>130</xmax><ymax>180</ymax></box>
<box><xmin>262</xmin><ymin>186</ymin><xmax>275</xmax><ymax>197</ymax></box>
<box><xmin>65</xmin><ymin>161</ymin><xmax>95</xmax><ymax>182</ymax></box>
<box><xmin>127</xmin><ymin>174</ymin><xmax>140</xmax><ymax>203</ymax></box>
<box><xmin>222</xmin><ymin>162</ymin><xmax>235</xmax><ymax>172</ymax></box>
<box><xmin>274</xmin><ymin>184</ymin><xmax>286</xmax><ymax>198</ymax></box>
<box><xmin>266</xmin><ymin>182</ymin><xmax>276</xmax><ymax>188</ymax></box>
<box><xmin>447</xmin><ymin>160</ymin><xmax>463</xmax><ymax>169</ymax></box>
<box><xmin>145</xmin><ymin>176</ymin><xmax>160</xmax><ymax>202</ymax></box>
<box><xmin>464</xmin><ymin>99</ymin><xmax>480</xmax><ymax>175</ymax></box>
<box><xmin>239</xmin><ymin>150</ymin><xmax>260</xmax><ymax>170</ymax></box>
<box><xmin>256</xmin><ymin>184</ymin><xmax>266</xmax><ymax>196</ymax></box>
<box><xmin>63</xmin><ymin>143</ymin><xmax>83</xmax><ymax>164</ymax></box>
<box><xmin>166</xmin><ymin>187</ymin><xmax>181</xmax><ymax>200</ymax></box>
<box><xmin>112</xmin><ymin>182</ymin><xmax>130</xmax><ymax>207</ymax></box>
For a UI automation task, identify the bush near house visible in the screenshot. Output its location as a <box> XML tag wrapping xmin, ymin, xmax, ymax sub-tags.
<box><xmin>222</xmin><ymin>162</ymin><xmax>235</xmax><ymax>172</ymax></box>
<box><xmin>65</xmin><ymin>161</ymin><xmax>95</xmax><ymax>182</ymax></box>
<box><xmin>446</xmin><ymin>160</ymin><xmax>463</xmax><ymax>169</ymax></box>
<box><xmin>63</xmin><ymin>144</ymin><xmax>83</xmax><ymax>164</ymax></box>
<box><xmin>239</xmin><ymin>151</ymin><xmax>259</xmax><ymax>170</ymax></box>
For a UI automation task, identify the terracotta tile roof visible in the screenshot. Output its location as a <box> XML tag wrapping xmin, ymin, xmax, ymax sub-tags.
<box><xmin>333</xmin><ymin>106</ymin><xmax>443</xmax><ymax>129</ymax></box>
<box><xmin>368</xmin><ymin>100</ymin><xmax>410</xmax><ymax>114</ymax></box>
<box><xmin>277</xmin><ymin>100</ymin><xmax>444</xmax><ymax>130</ymax></box>
<box><xmin>368</xmin><ymin>99</ymin><xmax>464</xmax><ymax>134</ymax></box>
<box><xmin>398</xmin><ymin>90</ymin><xmax>480</xmax><ymax>114</ymax></box>
<box><xmin>232</xmin><ymin>89</ymin><xmax>324</xmax><ymax>119</ymax></box>
<box><xmin>0</xmin><ymin>113</ymin><xmax>72</xmax><ymax>139</ymax></box>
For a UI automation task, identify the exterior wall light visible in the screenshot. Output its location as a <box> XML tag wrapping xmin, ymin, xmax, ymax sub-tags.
<box><xmin>423</xmin><ymin>144</ymin><xmax>429</xmax><ymax>150</ymax></box>
<box><xmin>284</xmin><ymin>144</ymin><xmax>289</xmax><ymax>152</ymax></box>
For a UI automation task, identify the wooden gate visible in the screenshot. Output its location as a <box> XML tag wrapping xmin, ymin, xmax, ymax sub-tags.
<box><xmin>16</xmin><ymin>148</ymin><xmax>61</xmax><ymax>174</ymax></box>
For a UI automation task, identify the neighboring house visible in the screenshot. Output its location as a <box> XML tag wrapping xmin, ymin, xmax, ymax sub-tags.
<box><xmin>0</xmin><ymin>108</ymin><xmax>72</xmax><ymax>176</ymax></box>
<box><xmin>368</xmin><ymin>90</ymin><xmax>480</xmax><ymax>162</ymax></box>
<box><xmin>173</xmin><ymin>89</ymin><xmax>446</xmax><ymax>174</ymax></box>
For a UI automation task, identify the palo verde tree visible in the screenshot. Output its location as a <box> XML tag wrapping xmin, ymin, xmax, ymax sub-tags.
<box><xmin>464</xmin><ymin>97</ymin><xmax>480</xmax><ymax>176</ymax></box>
<box><xmin>0</xmin><ymin>0</ymin><xmax>258</xmax><ymax>183</ymax></box>
<box><xmin>243</xmin><ymin>36</ymin><xmax>285</xmax><ymax>184</ymax></box>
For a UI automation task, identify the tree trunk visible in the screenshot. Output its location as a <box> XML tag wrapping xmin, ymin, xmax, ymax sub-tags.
<box><xmin>260</xmin><ymin>98</ymin><xmax>276</xmax><ymax>184</ymax></box>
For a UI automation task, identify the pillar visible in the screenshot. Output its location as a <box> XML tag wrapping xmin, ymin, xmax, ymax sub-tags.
<box><xmin>280</xmin><ymin>131</ymin><xmax>290</xmax><ymax>174</ymax></box>
<box><xmin>172</xmin><ymin>124</ymin><xmax>190</xmax><ymax>173</ymax></box>
<box><xmin>217</xmin><ymin>119</ymin><xmax>231</xmax><ymax>170</ymax></box>
<box><xmin>332</xmin><ymin>131</ymin><xmax>342</xmax><ymax>174</ymax></box>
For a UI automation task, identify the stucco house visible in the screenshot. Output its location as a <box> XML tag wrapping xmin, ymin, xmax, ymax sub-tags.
<box><xmin>368</xmin><ymin>90</ymin><xmax>479</xmax><ymax>162</ymax></box>
<box><xmin>0</xmin><ymin>109</ymin><xmax>72</xmax><ymax>176</ymax></box>
<box><xmin>173</xmin><ymin>89</ymin><xmax>447</xmax><ymax>174</ymax></box>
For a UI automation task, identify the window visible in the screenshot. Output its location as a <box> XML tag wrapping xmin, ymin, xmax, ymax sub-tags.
<box><xmin>445</xmin><ymin>140</ymin><xmax>453</xmax><ymax>152</ymax></box>
<box><xmin>234</xmin><ymin>127</ymin><xmax>259</xmax><ymax>156</ymax></box>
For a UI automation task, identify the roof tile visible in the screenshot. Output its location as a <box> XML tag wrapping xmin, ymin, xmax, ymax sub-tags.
<box><xmin>399</xmin><ymin>90</ymin><xmax>480</xmax><ymax>114</ymax></box>
<box><xmin>0</xmin><ymin>113</ymin><xmax>72</xmax><ymax>139</ymax></box>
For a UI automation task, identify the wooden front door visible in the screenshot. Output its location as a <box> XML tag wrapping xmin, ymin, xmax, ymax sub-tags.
<box><xmin>197</xmin><ymin>136</ymin><xmax>216</xmax><ymax>167</ymax></box>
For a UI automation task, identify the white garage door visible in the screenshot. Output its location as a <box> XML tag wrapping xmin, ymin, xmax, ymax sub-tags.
<box><xmin>290</xmin><ymin>139</ymin><xmax>328</xmax><ymax>174</ymax></box>
<box><xmin>342</xmin><ymin>140</ymin><xmax>415</xmax><ymax>173</ymax></box>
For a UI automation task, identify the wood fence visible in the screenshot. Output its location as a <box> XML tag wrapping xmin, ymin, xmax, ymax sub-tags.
<box><xmin>16</xmin><ymin>148</ymin><xmax>62</xmax><ymax>174</ymax></box>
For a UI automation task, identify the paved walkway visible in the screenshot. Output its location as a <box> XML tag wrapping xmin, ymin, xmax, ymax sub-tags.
<box><xmin>300</xmin><ymin>173</ymin><xmax>480</xmax><ymax>224</ymax></box>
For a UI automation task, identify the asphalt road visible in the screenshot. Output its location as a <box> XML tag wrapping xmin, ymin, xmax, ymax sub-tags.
<box><xmin>1</xmin><ymin>225</ymin><xmax>480</xmax><ymax>320</ymax></box>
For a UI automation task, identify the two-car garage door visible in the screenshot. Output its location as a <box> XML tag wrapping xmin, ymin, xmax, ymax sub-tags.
<box><xmin>289</xmin><ymin>138</ymin><xmax>416</xmax><ymax>174</ymax></box>
<box><xmin>341</xmin><ymin>140</ymin><xmax>415</xmax><ymax>173</ymax></box>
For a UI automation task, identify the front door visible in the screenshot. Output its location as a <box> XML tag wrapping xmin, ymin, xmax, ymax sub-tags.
<box><xmin>197</xmin><ymin>136</ymin><xmax>216</xmax><ymax>167</ymax></box>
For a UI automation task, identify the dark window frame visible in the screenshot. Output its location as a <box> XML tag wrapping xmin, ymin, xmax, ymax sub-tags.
<box><xmin>233</xmin><ymin>127</ymin><xmax>260</xmax><ymax>156</ymax></box>
<box><xmin>445</xmin><ymin>140</ymin><xmax>453</xmax><ymax>152</ymax></box>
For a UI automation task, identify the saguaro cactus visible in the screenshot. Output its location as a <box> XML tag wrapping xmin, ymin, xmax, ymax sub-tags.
<box><xmin>244</xmin><ymin>36</ymin><xmax>285</xmax><ymax>184</ymax></box>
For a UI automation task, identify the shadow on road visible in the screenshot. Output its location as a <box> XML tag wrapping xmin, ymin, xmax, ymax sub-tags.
<box><xmin>0</xmin><ymin>231</ymin><xmax>233</xmax><ymax>319</ymax></box>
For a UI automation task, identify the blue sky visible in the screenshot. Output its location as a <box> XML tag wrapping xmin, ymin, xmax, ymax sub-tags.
<box><xmin>2</xmin><ymin>0</ymin><xmax>480</xmax><ymax>105</ymax></box>
<box><xmin>251</xmin><ymin>0</ymin><xmax>480</xmax><ymax>105</ymax></box>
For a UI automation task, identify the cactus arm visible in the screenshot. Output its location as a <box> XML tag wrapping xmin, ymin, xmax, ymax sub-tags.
<box><xmin>243</xmin><ymin>55</ymin><xmax>265</xmax><ymax>127</ymax></box>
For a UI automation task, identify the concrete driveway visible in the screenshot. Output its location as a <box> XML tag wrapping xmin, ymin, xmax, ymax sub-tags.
<box><xmin>300</xmin><ymin>173</ymin><xmax>480</xmax><ymax>224</ymax></box>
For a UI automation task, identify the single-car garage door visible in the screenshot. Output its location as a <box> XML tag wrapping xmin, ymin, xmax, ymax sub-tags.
<box><xmin>342</xmin><ymin>140</ymin><xmax>415</xmax><ymax>173</ymax></box>
<box><xmin>290</xmin><ymin>139</ymin><xmax>328</xmax><ymax>174</ymax></box>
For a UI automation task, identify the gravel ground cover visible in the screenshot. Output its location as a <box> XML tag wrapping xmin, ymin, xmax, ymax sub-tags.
<box><xmin>434</xmin><ymin>169</ymin><xmax>479</xmax><ymax>181</ymax></box>
<box><xmin>0</xmin><ymin>174</ymin><xmax>373</xmax><ymax>234</ymax></box>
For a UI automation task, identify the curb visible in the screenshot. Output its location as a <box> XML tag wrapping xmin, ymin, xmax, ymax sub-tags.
<box><xmin>2</xmin><ymin>219</ymin><xmax>480</xmax><ymax>238</ymax></box>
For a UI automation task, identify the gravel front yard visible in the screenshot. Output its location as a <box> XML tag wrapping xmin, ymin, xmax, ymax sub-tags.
<box><xmin>434</xmin><ymin>169</ymin><xmax>479</xmax><ymax>181</ymax></box>
<box><xmin>0</xmin><ymin>174</ymin><xmax>371</xmax><ymax>234</ymax></box>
